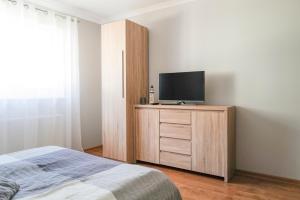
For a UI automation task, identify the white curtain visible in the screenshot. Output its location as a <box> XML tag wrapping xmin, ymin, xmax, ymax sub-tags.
<box><xmin>0</xmin><ymin>0</ymin><xmax>82</xmax><ymax>154</ymax></box>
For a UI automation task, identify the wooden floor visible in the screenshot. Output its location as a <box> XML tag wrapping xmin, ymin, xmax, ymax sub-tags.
<box><xmin>85</xmin><ymin>147</ymin><xmax>300</xmax><ymax>200</ymax></box>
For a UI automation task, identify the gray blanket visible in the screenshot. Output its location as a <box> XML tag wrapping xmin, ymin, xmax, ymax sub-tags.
<box><xmin>0</xmin><ymin>177</ymin><xmax>19</xmax><ymax>200</ymax></box>
<box><xmin>0</xmin><ymin>146</ymin><xmax>181</xmax><ymax>200</ymax></box>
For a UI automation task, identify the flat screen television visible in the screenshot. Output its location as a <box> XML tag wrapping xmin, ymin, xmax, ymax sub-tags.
<box><xmin>159</xmin><ymin>71</ymin><xmax>205</xmax><ymax>104</ymax></box>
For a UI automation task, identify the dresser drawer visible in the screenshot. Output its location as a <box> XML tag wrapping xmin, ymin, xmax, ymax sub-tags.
<box><xmin>160</xmin><ymin>151</ymin><xmax>191</xmax><ymax>170</ymax></box>
<box><xmin>160</xmin><ymin>110</ymin><xmax>191</xmax><ymax>124</ymax></box>
<box><xmin>160</xmin><ymin>137</ymin><xmax>191</xmax><ymax>155</ymax></box>
<box><xmin>160</xmin><ymin>123</ymin><xmax>191</xmax><ymax>140</ymax></box>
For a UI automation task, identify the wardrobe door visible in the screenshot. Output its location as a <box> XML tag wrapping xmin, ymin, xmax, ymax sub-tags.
<box><xmin>101</xmin><ymin>21</ymin><xmax>127</xmax><ymax>161</ymax></box>
<box><xmin>125</xmin><ymin>20</ymin><xmax>149</xmax><ymax>162</ymax></box>
<box><xmin>192</xmin><ymin>111</ymin><xmax>226</xmax><ymax>177</ymax></box>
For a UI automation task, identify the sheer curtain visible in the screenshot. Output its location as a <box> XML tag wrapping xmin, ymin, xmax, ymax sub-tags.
<box><xmin>0</xmin><ymin>0</ymin><xmax>82</xmax><ymax>154</ymax></box>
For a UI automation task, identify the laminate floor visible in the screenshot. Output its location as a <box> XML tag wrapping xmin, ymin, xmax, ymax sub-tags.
<box><xmin>85</xmin><ymin>146</ymin><xmax>300</xmax><ymax>200</ymax></box>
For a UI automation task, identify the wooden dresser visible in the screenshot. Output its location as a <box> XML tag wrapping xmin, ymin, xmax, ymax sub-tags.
<box><xmin>134</xmin><ymin>104</ymin><xmax>235</xmax><ymax>182</ymax></box>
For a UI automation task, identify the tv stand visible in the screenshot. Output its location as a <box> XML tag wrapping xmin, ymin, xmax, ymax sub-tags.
<box><xmin>134</xmin><ymin>104</ymin><xmax>236</xmax><ymax>182</ymax></box>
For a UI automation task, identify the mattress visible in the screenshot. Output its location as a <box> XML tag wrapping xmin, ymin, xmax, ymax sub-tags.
<box><xmin>0</xmin><ymin>146</ymin><xmax>181</xmax><ymax>200</ymax></box>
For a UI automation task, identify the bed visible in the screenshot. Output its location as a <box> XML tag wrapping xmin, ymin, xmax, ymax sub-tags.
<box><xmin>0</xmin><ymin>146</ymin><xmax>181</xmax><ymax>200</ymax></box>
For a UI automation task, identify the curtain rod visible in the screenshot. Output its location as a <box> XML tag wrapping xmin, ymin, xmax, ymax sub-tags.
<box><xmin>7</xmin><ymin>0</ymin><xmax>80</xmax><ymax>23</ymax></box>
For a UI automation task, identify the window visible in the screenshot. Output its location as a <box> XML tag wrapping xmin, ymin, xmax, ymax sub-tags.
<box><xmin>0</xmin><ymin>3</ymin><xmax>71</xmax><ymax>99</ymax></box>
<box><xmin>0</xmin><ymin>0</ymin><xmax>82</xmax><ymax>153</ymax></box>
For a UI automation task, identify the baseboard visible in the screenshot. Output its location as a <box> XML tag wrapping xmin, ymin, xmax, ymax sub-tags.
<box><xmin>84</xmin><ymin>145</ymin><xmax>102</xmax><ymax>151</ymax></box>
<box><xmin>235</xmin><ymin>170</ymin><xmax>300</xmax><ymax>186</ymax></box>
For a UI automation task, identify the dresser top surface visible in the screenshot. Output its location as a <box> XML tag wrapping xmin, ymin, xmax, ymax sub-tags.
<box><xmin>135</xmin><ymin>104</ymin><xmax>234</xmax><ymax>111</ymax></box>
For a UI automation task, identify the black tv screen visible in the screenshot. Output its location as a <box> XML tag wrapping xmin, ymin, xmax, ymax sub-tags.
<box><xmin>159</xmin><ymin>71</ymin><xmax>205</xmax><ymax>103</ymax></box>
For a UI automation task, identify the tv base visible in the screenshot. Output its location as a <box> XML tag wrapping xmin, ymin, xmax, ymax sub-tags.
<box><xmin>177</xmin><ymin>101</ymin><xmax>186</xmax><ymax>105</ymax></box>
<box><xmin>159</xmin><ymin>100</ymin><xmax>205</xmax><ymax>105</ymax></box>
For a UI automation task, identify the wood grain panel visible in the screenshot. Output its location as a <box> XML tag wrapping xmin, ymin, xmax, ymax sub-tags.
<box><xmin>160</xmin><ymin>110</ymin><xmax>191</xmax><ymax>124</ymax></box>
<box><xmin>125</xmin><ymin>20</ymin><xmax>149</xmax><ymax>162</ymax></box>
<box><xmin>135</xmin><ymin>109</ymin><xmax>159</xmax><ymax>164</ymax></box>
<box><xmin>160</xmin><ymin>151</ymin><xmax>191</xmax><ymax>170</ymax></box>
<box><xmin>160</xmin><ymin>137</ymin><xmax>191</xmax><ymax>155</ymax></box>
<box><xmin>192</xmin><ymin>111</ymin><xmax>226</xmax><ymax>177</ymax></box>
<box><xmin>101</xmin><ymin>21</ymin><xmax>126</xmax><ymax>161</ymax></box>
<box><xmin>160</xmin><ymin>123</ymin><xmax>191</xmax><ymax>140</ymax></box>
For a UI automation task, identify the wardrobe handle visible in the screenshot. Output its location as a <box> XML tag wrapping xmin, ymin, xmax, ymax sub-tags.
<box><xmin>122</xmin><ymin>50</ymin><xmax>124</xmax><ymax>98</ymax></box>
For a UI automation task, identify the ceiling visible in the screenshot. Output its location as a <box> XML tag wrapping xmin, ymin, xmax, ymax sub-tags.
<box><xmin>28</xmin><ymin>0</ymin><xmax>193</xmax><ymax>23</ymax></box>
<box><xmin>52</xmin><ymin>0</ymin><xmax>171</xmax><ymax>19</ymax></box>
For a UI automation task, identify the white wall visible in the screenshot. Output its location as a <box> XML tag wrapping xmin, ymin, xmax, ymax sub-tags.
<box><xmin>130</xmin><ymin>0</ymin><xmax>300</xmax><ymax>180</ymax></box>
<box><xmin>78</xmin><ymin>19</ymin><xmax>102</xmax><ymax>149</ymax></box>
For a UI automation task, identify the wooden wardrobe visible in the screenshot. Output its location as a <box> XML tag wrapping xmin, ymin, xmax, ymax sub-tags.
<box><xmin>101</xmin><ymin>20</ymin><xmax>148</xmax><ymax>163</ymax></box>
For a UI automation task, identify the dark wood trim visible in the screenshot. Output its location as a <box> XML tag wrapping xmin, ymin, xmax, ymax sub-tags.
<box><xmin>236</xmin><ymin>169</ymin><xmax>300</xmax><ymax>186</ymax></box>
